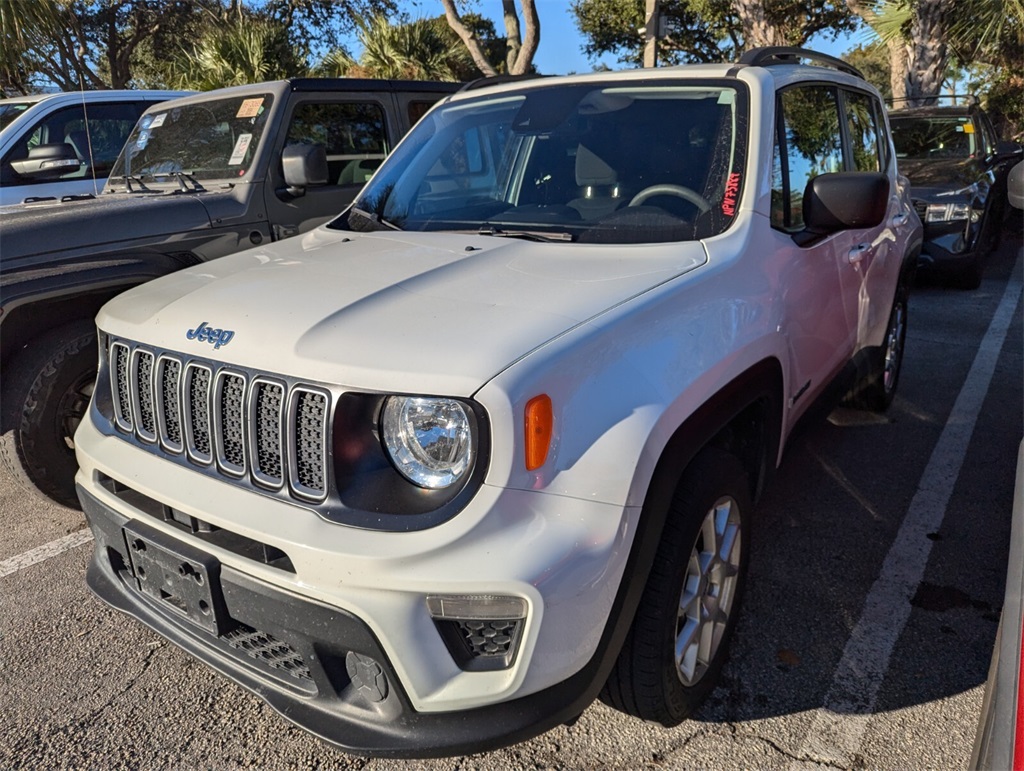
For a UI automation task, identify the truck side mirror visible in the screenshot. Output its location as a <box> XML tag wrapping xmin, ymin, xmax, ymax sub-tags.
<box><xmin>10</xmin><ymin>143</ymin><xmax>82</xmax><ymax>180</ymax></box>
<box><xmin>796</xmin><ymin>171</ymin><xmax>889</xmax><ymax>246</ymax></box>
<box><xmin>282</xmin><ymin>143</ymin><xmax>328</xmax><ymax>197</ymax></box>
<box><xmin>996</xmin><ymin>140</ymin><xmax>1023</xmax><ymax>162</ymax></box>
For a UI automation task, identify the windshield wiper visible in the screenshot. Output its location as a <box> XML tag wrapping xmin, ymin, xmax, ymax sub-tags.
<box><xmin>111</xmin><ymin>174</ymin><xmax>152</xmax><ymax>193</ymax></box>
<box><xmin>478</xmin><ymin>225</ymin><xmax>575</xmax><ymax>242</ymax></box>
<box><xmin>154</xmin><ymin>171</ymin><xmax>207</xmax><ymax>193</ymax></box>
<box><xmin>350</xmin><ymin>206</ymin><xmax>402</xmax><ymax>231</ymax></box>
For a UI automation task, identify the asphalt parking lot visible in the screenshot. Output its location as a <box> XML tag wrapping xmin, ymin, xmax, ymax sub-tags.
<box><xmin>1</xmin><ymin>226</ymin><xmax>1021</xmax><ymax>770</ymax></box>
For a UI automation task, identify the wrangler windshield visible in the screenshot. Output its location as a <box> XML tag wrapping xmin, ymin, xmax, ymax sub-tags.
<box><xmin>333</xmin><ymin>81</ymin><xmax>747</xmax><ymax>244</ymax></box>
<box><xmin>109</xmin><ymin>93</ymin><xmax>274</xmax><ymax>185</ymax></box>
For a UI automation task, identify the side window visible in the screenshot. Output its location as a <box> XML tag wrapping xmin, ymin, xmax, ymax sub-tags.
<box><xmin>1</xmin><ymin>101</ymin><xmax>150</xmax><ymax>186</ymax></box>
<box><xmin>408</xmin><ymin>100</ymin><xmax>438</xmax><ymax>126</ymax></box>
<box><xmin>771</xmin><ymin>86</ymin><xmax>842</xmax><ymax>230</ymax></box>
<box><xmin>285</xmin><ymin>102</ymin><xmax>389</xmax><ymax>187</ymax></box>
<box><xmin>845</xmin><ymin>90</ymin><xmax>882</xmax><ymax>172</ymax></box>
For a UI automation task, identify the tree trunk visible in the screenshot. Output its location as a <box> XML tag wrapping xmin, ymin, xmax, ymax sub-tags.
<box><xmin>906</xmin><ymin>0</ymin><xmax>948</xmax><ymax>104</ymax></box>
<box><xmin>732</xmin><ymin>0</ymin><xmax>787</xmax><ymax>49</ymax></box>
<box><xmin>502</xmin><ymin>0</ymin><xmax>522</xmax><ymax>73</ymax></box>
<box><xmin>440</xmin><ymin>0</ymin><xmax>498</xmax><ymax>76</ymax></box>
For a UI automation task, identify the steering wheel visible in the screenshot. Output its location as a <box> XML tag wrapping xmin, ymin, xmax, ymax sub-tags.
<box><xmin>629</xmin><ymin>184</ymin><xmax>712</xmax><ymax>213</ymax></box>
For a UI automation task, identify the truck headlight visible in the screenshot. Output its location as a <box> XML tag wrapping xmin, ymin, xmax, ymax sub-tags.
<box><xmin>925</xmin><ymin>202</ymin><xmax>972</xmax><ymax>222</ymax></box>
<box><xmin>382</xmin><ymin>396</ymin><xmax>473</xmax><ymax>489</ymax></box>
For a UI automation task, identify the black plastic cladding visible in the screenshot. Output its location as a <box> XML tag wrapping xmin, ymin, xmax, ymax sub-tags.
<box><xmin>93</xmin><ymin>336</ymin><xmax>490</xmax><ymax>532</ymax></box>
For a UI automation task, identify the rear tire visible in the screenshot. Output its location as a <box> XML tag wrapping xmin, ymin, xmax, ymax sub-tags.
<box><xmin>847</xmin><ymin>281</ymin><xmax>908</xmax><ymax>412</ymax></box>
<box><xmin>0</xmin><ymin>322</ymin><xmax>96</xmax><ymax>508</ymax></box>
<box><xmin>601</xmin><ymin>448</ymin><xmax>750</xmax><ymax>725</ymax></box>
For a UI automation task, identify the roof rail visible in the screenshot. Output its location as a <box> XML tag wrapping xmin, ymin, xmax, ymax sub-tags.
<box><xmin>459</xmin><ymin>73</ymin><xmax>546</xmax><ymax>92</ymax></box>
<box><xmin>738</xmin><ymin>47</ymin><xmax>864</xmax><ymax>80</ymax></box>
<box><xmin>887</xmin><ymin>94</ymin><xmax>978</xmax><ymax>108</ymax></box>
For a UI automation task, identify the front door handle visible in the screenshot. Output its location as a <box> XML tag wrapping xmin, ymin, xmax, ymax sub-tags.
<box><xmin>848</xmin><ymin>243</ymin><xmax>870</xmax><ymax>265</ymax></box>
<box><xmin>892</xmin><ymin>211</ymin><xmax>910</xmax><ymax>227</ymax></box>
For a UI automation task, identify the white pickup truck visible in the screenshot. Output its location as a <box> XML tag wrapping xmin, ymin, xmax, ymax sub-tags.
<box><xmin>75</xmin><ymin>48</ymin><xmax>922</xmax><ymax>757</ymax></box>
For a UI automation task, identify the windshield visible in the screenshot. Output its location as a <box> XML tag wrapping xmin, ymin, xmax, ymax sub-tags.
<box><xmin>109</xmin><ymin>93</ymin><xmax>275</xmax><ymax>185</ymax></box>
<box><xmin>332</xmin><ymin>81</ymin><xmax>747</xmax><ymax>244</ymax></box>
<box><xmin>890</xmin><ymin>115</ymin><xmax>980</xmax><ymax>160</ymax></box>
<box><xmin>0</xmin><ymin>101</ymin><xmax>34</xmax><ymax>133</ymax></box>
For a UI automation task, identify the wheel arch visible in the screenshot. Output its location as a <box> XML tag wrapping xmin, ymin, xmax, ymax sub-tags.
<box><xmin>582</xmin><ymin>357</ymin><xmax>785</xmax><ymax>696</ymax></box>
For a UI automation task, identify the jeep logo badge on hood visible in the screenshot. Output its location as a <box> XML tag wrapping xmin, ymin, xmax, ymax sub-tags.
<box><xmin>186</xmin><ymin>321</ymin><xmax>235</xmax><ymax>349</ymax></box>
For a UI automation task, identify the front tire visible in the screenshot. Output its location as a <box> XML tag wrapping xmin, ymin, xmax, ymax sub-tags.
<box><xmin>601</xmin><ymin>448</ymin><xmax>751</xmax><ymax>725</ymax></box>
<box><xmin>0</xmin><ymin>322</ymin><xmax>96</xmax><ymax>508</ymax></box>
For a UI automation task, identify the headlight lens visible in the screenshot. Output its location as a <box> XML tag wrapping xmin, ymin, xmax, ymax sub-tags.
<box><xmin>382</xmin><ymin>396</ymin><xmax>473</xmax><ymax>489</ymax></box>
<box><xmin>925</xmin><ymin>202</ymin><xmax>972</xmax><ymax>222</ymax></box>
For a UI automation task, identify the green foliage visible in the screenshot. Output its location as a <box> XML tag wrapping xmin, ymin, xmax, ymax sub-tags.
<box><xmin>844</xmin><ymin>42</ymin><xmax>892</xmax><ymax>100</ymax></box>
<box><xmin>171</xmin><ymin>14</ymin><xmax>307</xmax><ymax>90</ymax></box>
<box><xmin>571</xmin><ymin>0</ymin><xmax>855</xmax><ymax>67</ymax></box>
<box><xmin>315</xmin><ymin>13</ymin><xmax>501</xmax><ymax>81</ymax></box>
<box><xmin>1</xmin><ymin>0</ymin><xmax>395</xmax><ymax>94</ymax></box>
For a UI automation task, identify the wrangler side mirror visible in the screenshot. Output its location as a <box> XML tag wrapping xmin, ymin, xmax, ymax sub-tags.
<box><xmin>281</xmin><ymin>143</ymin><xmax>328</xmax><ymax>197</ymax></box>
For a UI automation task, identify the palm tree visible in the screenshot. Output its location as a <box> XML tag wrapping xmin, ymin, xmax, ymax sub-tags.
<box><xmin>316</xmin><ymin>15</ymin><xmax>473</xmax><ymax>82</ymax></box>
<box><xmin>173</xmin><ymin>15</ymin><xmax>307</xmax><ymax>91</ymax></box>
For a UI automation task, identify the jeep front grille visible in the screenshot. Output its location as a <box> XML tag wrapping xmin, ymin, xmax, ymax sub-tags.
<box><xmin>108</xmin><ymin>341</ymin><xmax>330</xmax><ymax>502</ymax></box>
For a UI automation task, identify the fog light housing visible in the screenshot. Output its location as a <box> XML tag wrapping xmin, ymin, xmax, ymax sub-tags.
<box><xmin>427</xmin><ymin>595</ymin><xmax>527</xmax><ymax>671</ymax></box>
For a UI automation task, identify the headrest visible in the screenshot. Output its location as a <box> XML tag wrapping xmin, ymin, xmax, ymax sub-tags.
<box><xmin>575</xmin><ymin>144</ymin><xmax>616</xmax><ymax>186</ymax></box>
<box><xmin>64</xmin><ymin>130</ymin><xmax>89</xmax><ymax>160</ymax></box>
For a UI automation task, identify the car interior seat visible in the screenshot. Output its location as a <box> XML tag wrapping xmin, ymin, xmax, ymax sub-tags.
<box><xmin>567</xmin><ymin>144</ymin><xmax>624</xmax><ymax>220</ymax></box>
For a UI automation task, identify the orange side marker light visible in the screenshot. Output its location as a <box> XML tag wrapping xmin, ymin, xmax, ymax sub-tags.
<box><xmin>524</xmin><ymin>395</ymin><xmax>553</xmax><ymax>471</ymax></box>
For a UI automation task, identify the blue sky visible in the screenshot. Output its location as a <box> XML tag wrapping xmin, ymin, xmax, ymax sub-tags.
<box><xmin>356</xmin><ymin>1</ymin><xmax>865</xmax><ymax>75</ymax></box>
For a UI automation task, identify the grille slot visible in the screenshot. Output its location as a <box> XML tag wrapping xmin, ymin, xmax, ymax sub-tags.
<box><xmin>133</xmin><ymin>350</ymin><xmax>157</xmax><ymax>442</ymax></box>
<box><xmin>106</xmin><ymin>340</ymin><xmax>330</xmax><ymax>503</ymax></box>
<box><xmin>216</xmin><ymin>372</ymin><xmax>247</xmax><ymax>476</ymax></box>
<box><xmin>251</xmin><ymin>379</ymin><xmax>285</xmax><ymax>488</ymax></box>
<box><xmin>157</xmin><ymin>356</ymin><xmax>183</xmax><ymax>453</ymax></box>
<box><xmin>184</xmin><ymin>364</ymin><xmax>213</xmax><ymax>464</ymax></box>
<box><xmin>222</xmin><ymin>624</ymin><xmax>314</xmax><ymax>687</ymax></box>
<box><xmin>290</xmin><ymin>388</ymin><xmax>328</xmax><ymax>500</ymax></box>
<box><xmin>111</xmin><ymin>342</ymin><xmax>133</xmax><ymax>431</ymax></box>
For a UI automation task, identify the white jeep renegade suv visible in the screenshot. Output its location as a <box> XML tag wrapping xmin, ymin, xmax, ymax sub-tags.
<box><xmin>75</xmin><ymin>48</ymin><xmax>922</xmax><ymax>757</ymax></box>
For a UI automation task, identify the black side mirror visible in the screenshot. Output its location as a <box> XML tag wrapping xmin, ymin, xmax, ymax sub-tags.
<box><xmin>10</xmin><ymin>143</ymin><xmax>82</xmax><ymax>180</ymax></box>
<box><xmin>996</xmin><ymin>140</ymin><xmax>1023</xmax><ymax>162</ymax></box>
<box><xmin>797</xmin><ymin>172</ymin><xmax>889</xmax><ymax>245</ymax></box>
<box><xmin>282</xmin><ymin>143</ymin><xmax>328</xmax><ymax>197</ymax></box>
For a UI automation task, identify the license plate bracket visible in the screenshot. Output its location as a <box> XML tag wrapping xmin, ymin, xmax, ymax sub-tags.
<box><xmin>122</xmin><ymin>520</ymin><xmax>232</xmax><ymax>636</ymax></box>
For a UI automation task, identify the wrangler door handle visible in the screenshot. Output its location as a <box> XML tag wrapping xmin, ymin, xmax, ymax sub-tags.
<box><xmin>848</xmin><ymin>243</ymin><xmax>870</xmax><ymax>265</ymax></box>
<box><xmin>892</xmin><ymin>211</ymin><xmax>910</xmax><ymax>226</ymax></box>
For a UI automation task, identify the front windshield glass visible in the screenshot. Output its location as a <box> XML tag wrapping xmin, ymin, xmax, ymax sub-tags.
<box><xmin>0</xmin><ymin>101</ymin><xmax>34</xmax><ymax>132</ymax></box>
<box><xmin>109</xmin><ymin>93</ymin><xmax>274</xmax><ymax>184</ymax></box>
<box><xmin>332</xmin><ymin>81</ymin><xmax>747</xmax><ymax>244</ymax></box>
<box><xmin>890</xmin><ymin>115</ymin><xmax>979</xmax><ymax>160</ymax></box>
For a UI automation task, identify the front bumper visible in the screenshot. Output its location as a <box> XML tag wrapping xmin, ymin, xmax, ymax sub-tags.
<box><xmin>76</xmin><ymin>416</ymin><xmax>636</xmax><ymax>756</ymax></box>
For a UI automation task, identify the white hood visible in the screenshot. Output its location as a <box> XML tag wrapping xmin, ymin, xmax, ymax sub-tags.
<box><xmin>98</xmin><ymin>227</ymin><xmax>707</xmax><ymax>395</ymax></box>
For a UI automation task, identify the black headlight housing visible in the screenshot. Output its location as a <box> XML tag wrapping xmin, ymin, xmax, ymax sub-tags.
<box><xmin>332</xmin><ymin>392</ymin><xmax>489</xmax><ymax>529</ymax></box>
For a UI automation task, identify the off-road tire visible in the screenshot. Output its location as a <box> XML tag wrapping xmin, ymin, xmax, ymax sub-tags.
<box><xmin>0</xmin><ymin>322</ymin><xmax>97</xmax><ymax>508</ymax></box>
<box><xmin>600</xmin><ymin>448</ymin><xmax>751</xmax><ymax>725</ymax></box>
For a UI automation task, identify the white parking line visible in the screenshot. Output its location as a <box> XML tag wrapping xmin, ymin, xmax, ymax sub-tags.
<box><xmin>0</xmin><ymin>528</ymin><xmax>94</xmax><ymax>579</ymax></box>
<box><xmin>793</xmin><ymin>260</ymin><xmax>1023</xmax><ymax>769</ymax></box>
